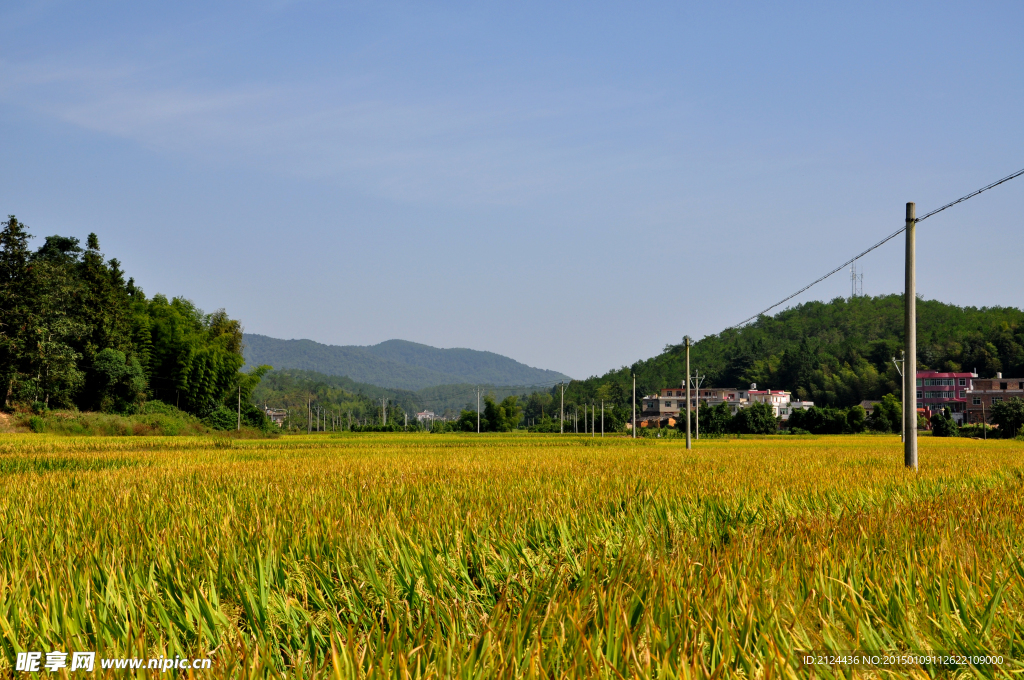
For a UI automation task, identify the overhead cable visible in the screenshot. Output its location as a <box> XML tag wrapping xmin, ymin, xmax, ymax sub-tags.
<box><xmin>727</xmin><ymin>165</ymin><xmax>1024</xmax><ymax>330</ymax></box>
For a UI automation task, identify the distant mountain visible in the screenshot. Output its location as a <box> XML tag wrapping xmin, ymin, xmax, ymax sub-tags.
<box><xmin>242</xmin><ymin>335</ymin><xmax>570</xmax><ymax>391</ymax></box>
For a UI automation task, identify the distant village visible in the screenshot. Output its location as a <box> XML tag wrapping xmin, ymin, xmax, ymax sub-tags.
<box><xmin>260</xmin><ymin>370</ymin><xmax>1024</xmax><ymax>431</ymax></box>
<box><xmin>632</xmin><ymin>370</ymin><xmax>1022</xmax><ymax>430</ymax></box>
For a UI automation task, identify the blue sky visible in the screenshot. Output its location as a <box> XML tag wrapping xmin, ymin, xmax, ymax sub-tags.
<box><xmin>2</xmin><ymin>1</ymin><xmax>1022</xmax><ymax>379</ymax></box>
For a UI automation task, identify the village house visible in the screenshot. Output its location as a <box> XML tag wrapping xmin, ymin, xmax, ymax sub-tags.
<box><xmin>262</xmin><ymin>406</ymin><xmax>287</xmax><ymax>428</ymax></box>
<box><xmin>966</xmin><ymin>372</ymin><xmax>1024</xmax><ymax>424</ymax></box>
<box><xmin>916</xmin><ymin>370</ymin><xmax>975</xmax><ymax>424</ymax></box>
<box><xmin>640</xmin><ymin>383</ymin><xmax>812</xmax><ymax>422</ymax></box>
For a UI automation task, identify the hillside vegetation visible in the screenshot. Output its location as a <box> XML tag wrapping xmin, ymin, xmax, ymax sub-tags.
<box><xmin>565</xmin><ymin>295</ymin><xmax>1024</xmax><ymax>409</ymax></box>
<box><xmin>243</xmin><ymin>335</ymin><xmax>569</xmax><ymax>390</ymax></box>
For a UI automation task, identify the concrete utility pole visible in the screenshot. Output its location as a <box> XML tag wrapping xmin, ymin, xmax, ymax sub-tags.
<box><xmin>685</xmin><ymin>337</ymin><xmax>692</xmax><ymax>450</ymax></box>
<box><xmin>560</xmin><ymin>383</ymin><xmax>566</xmax><ymax>434</ymax></box>
<box><xmin>632</xmin><ymin>374</ymin><xmax>636</xmax><ymax>439</ymax></box>
<box><xmin>904</xmin><ymin>202</ymin><xmax>918</xmax><ymax>470</ymax></box>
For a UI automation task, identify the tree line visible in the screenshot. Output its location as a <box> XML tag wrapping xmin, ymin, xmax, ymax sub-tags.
<box><xmin>549</xmin><ymin>295</ymin><xmax>1023</xmax><ymax>415</ymax></box>
<box><xmin>0</xmin><ymin>216</ymin><xmax>268</xmax><ymax>427</ymax></box>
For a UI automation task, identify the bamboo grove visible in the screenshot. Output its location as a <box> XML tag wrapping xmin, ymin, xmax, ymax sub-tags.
<box><xmin>0</xmin><ymin>216</ymin><xmax>257</xmax><ymax>418</ymax></box>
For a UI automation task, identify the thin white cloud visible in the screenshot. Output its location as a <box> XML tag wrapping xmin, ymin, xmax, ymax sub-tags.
<box><xmin>0</xmin><ymin>55</ymin><xmax>672</xmax><ymax>208</ymax></box>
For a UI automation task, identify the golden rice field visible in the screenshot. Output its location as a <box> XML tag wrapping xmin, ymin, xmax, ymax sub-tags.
<box><xmin>0</xmin><ymin>433</ymin><xmax>1022</xmax><ymax>678</ymax></box>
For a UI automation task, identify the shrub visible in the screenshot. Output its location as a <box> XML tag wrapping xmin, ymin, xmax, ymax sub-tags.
<box><xmin>869</xmin><ymin>394</ymin><xmax>902</xmax><ymax>433</ymax></box>
<box><xmin>958</xmin><ymin>423</ymin><xmax>994</xmax><ymax>438</ymax></box>
<box><xmin>204</xmin><ymin>406</ymin><xmax>238</xmax><ymax>431</ymax></box>
<box><xmin>732</xmin><ymin>402</ymin><xmax>778</xmax><ymax>435</ymax></box>
<box><xmin>930</xmin><ymin>407</ymin><xmax>959</xmax><ymax>437</ymax></box>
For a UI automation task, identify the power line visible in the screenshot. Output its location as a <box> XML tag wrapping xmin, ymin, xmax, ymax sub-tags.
<box><xmin>728</xmin><ymin>165</ymin><xmax>1024</xmax><ymax>330</ymax></box>
<box><xmin>916</xmin><ymin>166</ymin><xmax>1024</xmax><ymax>222</ymax></box>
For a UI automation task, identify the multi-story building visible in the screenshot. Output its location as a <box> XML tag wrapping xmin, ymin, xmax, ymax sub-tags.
<box><xmin>641</xmin><ymin>383</ymin><xmax>811</xmax><ymax>421</ymax></box>
<box><xmin>965</xmin><ymin>373</ymin><xmax>1024</xmax><ymax>424</ymax></box>
<box><xmin>641</xmin><ymin>388</ymin><xmax>685</xmax><ymax>417</ymax></box>
<box><xmin>749</xmin><ymin>389</ymin><xmax>796</xmax><ymax>419</ymax></box>
<box><xmin>915</xmin><ymin>370</ymin><xmax>974</xmax><ymax>423</ymax></box>
<box><xmin>642</xmin><ymin>385</ymin><xmax>750</xmax><ymax>416</ymax></box>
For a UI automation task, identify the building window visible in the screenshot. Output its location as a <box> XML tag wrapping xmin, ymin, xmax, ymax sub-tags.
<box><xmin>916</xmin><ymin>379</ymin><xmax>922</xmax><ymax>386</ymax></box>
<box><xmin>993</xmin><ymin>397</ymin><xmax>1003</xmax><ymax>403</ymax></box>
<box><xmin>973</xmin><ymin>397</ymin><xmax>981</xmax><ymax>405</ymax></box>
<box><xmin>917</xmin><ymin>402</ymin><xmax>923</xmax><ymax>409</ymax></box>
<box><xmin>1000</xmin><ymin>382</ymin><xmax>1007</xmax><ymax>390</ymax></box>
<box><xmin>959</xmin><ymin>391</ymin><xmax>965</xmax><ymax>398</ymax></box>
<box><xmin>1020</xmin><ymin>382</ymin><xmax>1024</xmax><ymax>390</ymax></box>
<box><xmin>917</xmin><ymin>391</ymin><xmax>922</xmax><ymax>399</ymax></box>
<box><xmin>665</xmin><ymin>401</ymin><xmax>672</xmax><ymax>407</ymax></box>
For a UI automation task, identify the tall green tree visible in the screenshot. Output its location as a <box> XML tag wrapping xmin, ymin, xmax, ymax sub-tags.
<box><xmin>136</xmin><ymin>295</ymin><xmax>245</xmax><ymax>414</ymax></box>
<box><xmin>990</xmin><ymin>397</ymin><xmax>1024</xmax><ymax>439</ymax></box>
<box><xmin>27</xmin><ymin>258</ymin><xmax>87</xmax><ymax>407</ymax></box>
<box><xmin>732</xmin><ymin>402</ymin><xmax>778</xmax><ymax>434</ymax></box>
<box><xmin>0</xmin><ymin>217</ymin><xmax>35</xmax><ymax>406</ymax></box>
<box><xmin>869</xmin><ymin>394</ymin><xmax>902</xmax><ymax>433</ymax></box>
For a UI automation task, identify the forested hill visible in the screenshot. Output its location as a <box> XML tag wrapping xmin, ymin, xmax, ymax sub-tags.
<box><xmin>243</xmin><ymin>335</ymin><xmax>570</xmax><ymax>391</ymax></box>
<box><xmin>567</xmin><ymin>295</ymin><xmax>1024</xmax><ymax>409</ymax></box>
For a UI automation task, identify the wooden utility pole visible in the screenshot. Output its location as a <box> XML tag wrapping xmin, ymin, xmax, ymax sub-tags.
<box><xmin>904</xmin><ymin>202</ymin><xmax>918</xmax><ymax>470</ymax></box>
<box><xmin>685</xmin><ymin>337</ymin><xmax>692</xmax><ymax>450</ymax></box>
